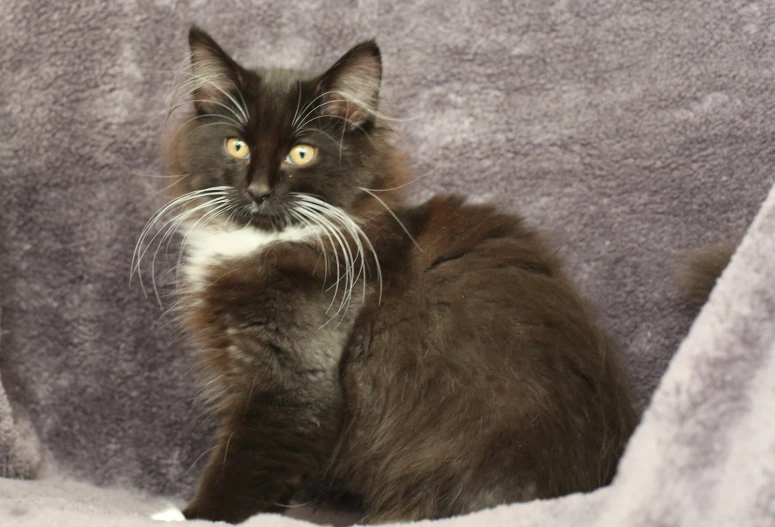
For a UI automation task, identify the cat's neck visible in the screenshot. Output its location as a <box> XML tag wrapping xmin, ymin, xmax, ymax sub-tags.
<box><xmin>181</xmin><ymin>222</ymin><xmax>322</xmax><ymax>290</ymax></box>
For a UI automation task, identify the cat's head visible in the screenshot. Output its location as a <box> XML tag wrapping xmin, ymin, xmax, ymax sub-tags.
<box><xmin>164</xmin><ymin>26</ymin><xmax>407</xmax><ymax>233</ymax></box>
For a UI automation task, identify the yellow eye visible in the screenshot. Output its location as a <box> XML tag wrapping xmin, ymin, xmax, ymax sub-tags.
<box><xmin>226</xmin><ymin>138</ymin><xmax>250</xmax><ymax>159</ymax></box>
<box><xmin>286</xmin><ymin>144</ymin><xmax>317</xmax><ymax>165</ymax></box>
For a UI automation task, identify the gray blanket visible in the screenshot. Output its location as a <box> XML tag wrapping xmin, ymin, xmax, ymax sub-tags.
<box><xmin>1</xmin><ymin>0</ymin><xmax>773</xmax><ymax>525</ymax></box>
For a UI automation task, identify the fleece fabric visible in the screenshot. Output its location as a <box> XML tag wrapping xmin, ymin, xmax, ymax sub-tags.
<box><xmin>0</xmin><ymin>1</ymin><xmax>772</xmax><ymax>525</ymax></box>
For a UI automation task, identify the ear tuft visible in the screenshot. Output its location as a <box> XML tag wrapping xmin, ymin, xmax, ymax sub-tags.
<box><xmin>184</xmin><ymin>26</ymin><xmax>246</xmax><ymax>119</ymax></box>
<box><xmin>318</xmin><ymin>40</ymin><xmax>382</xmax><ymax>128</ymax></box>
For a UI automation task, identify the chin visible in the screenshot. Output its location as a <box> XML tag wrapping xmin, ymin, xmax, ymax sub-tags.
<box><xmin>240</xmin><ymin>210</ymin><xmax>293</xmax><ymax>233</ymax></box>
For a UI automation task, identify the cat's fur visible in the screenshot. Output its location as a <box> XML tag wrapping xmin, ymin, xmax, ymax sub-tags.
<box><xmin>156</xmin><ymin>26</ymin><xmax>637</xmax><ymax>524</ymax></box>
<box><xmin>677</xmin><ymin>242</ymin><xmax>737</xmax><ymax>306</ymax></box>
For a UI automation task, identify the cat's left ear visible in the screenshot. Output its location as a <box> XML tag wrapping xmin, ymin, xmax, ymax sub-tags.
<box><xmin>318</xmin><ymin>40</ymin><xmax>382</xmax><ymax>128</ymax></box>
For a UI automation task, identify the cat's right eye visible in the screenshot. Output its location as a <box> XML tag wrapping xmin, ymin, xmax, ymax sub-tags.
<box><xmin>225</xmin><ymin>138</ymin><xmax>250</xmax><ymax>159</ymax></box>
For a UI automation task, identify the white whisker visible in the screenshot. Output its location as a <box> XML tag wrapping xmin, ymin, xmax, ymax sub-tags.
<box><xmin>291</xmin><ymin>193</ymin><xmax>383</xmax><ymax>312</ymax></box>
<box><xmin>294</xmin><ymin>98</ymin><xmax>351</xmax><ymax>131</ymax></box>
<box><xmin>293</xmin><ymin>197</ymin><xmax>367</xmax><ymax>299</ymax></box>
<box><xmin>291</xmin><ymin>82</ymin><xmax>304</xmax><ymax>127</ymax></box>
<box><xmin>293</xmin><ymin>90</ymin><xmax>337</xmax><ymax>128</ymax></box>
<box><xmin>170</xmin><ymin>59</ymin><xmax>250</xmax><ymax>124</ymax></box>
<box><xmin>140</xmin><ymin>174</ymin><xmax>187</xmax><ymax>202</ymax></box>
<box><xmin>167</xmin><ymin>113</ymin><xmax>241</xmax><ymax>146</ymax></box>
<box><xmin>133</xmin><ymin>187</ymin><xmax>231</xmax><ymax>276</ymax></box>
<box><xmin>310</xmin><ymin>207</ymin><xmax>360</xmax><ymax>319</ymax></box>
<box><xmin>360</xmin><ymin>169</ymin><xmax>437</xmax><ymax>193</ymax></box>
<box><xmin>134</xmin><ymin>99</ymin><xmax>243</xmax><ymax>144</ymax></box>
<box><xmin>359</xmin><ymin>187</ymin><xmax>424</xmax><ymax>255</ymax></box>
<box><xmin>183</xmin><ymin>121</ymin><xmax>238</xmax><ymax>141</ymax></box>
<box><xmin>299</xmin><ymin>194</ymin><xmax>382</xmax><ymax>304</ymax></box>
<box><xmin>329</xmin><ymin>89</ymin><xmax>416</xmax><ymax>123</ymax></box>
<box><xmin>131</xmin><ymin>186</ymin><xmax>234</xmax><ymax>303</ymax></box>
<box><xmin>131</xmin><ymin>173</ymin><xmax>187</xmax><ymax>179</ymax></box>
<box><xmin>296</xmin><ymin>111</ymin><xmax>379</xmax><ymax>149</ymax></box>
<box><xmin>292</xmin><ymin>212</ymin><xmax>329</xmax><ymax>287</ymax></box>
<box><xmin>292</xmin><ymin>206</ymin><xmax>350</xmax><ymax>319</ymax></box>
<box><xmin>151</xmin><ymin>197</ymin><xmax>230</xmax><ymax>306</ymax></box>
<box><xmin>287</xmin><ymin>213</ymin><xmax>322</xmax><ymax>280</ymax></box>
<box><xmin>186</xmin><ymin>60</ymin><xmax>250</xmax><ymax>122</ymax></box>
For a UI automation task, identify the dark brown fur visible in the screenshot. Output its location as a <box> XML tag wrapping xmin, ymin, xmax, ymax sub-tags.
<box><xmin>160</xmin><ymin>27</ymin><xmax>637</xmax><ymax>524</ymax></box>
<box><xmin>676</xmin><ymin>242</ymin><xmax>737</xmax><ymax>306</ymax></box>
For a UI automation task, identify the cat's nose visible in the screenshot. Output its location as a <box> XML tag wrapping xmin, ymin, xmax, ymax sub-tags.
<box><xmin>246</xmin><ymin>182</ymin><xmax>272</xmax><ymax>203</ymax></box>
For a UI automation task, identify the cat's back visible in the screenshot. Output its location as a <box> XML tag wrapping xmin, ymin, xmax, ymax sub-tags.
<box><xmin>369</xmin><ymin>194</ymin><xmax>600</xmax><ymax>367</ymax></box>
<box><xmin>334</xmin><ymin>194</ymin><xmax>636</xmax><ymax>521</ymax></box>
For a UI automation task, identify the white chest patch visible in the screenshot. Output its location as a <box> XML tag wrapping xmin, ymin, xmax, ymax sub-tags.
<box><xmin>182</xmin><ymin>223</ymin><xmax>320</xmax><ymax>290</ymax></box>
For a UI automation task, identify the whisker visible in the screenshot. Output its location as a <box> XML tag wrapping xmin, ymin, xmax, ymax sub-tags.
<box><xmin>292</xmin><ymin>193</ymin><xmax>382</xmax><ymax>307</ymax></box>
<box><xmin>293</xmin><ymin>127</ymin><xmax>341</xmax><ymax>147</ymax></box>
<box><xmin>293</xmin><ymin>198</ymin><xmax>366</xmax><ymax>305</ymax></box>
<box><xmin>360</xmin><ymin>168</ymin><xmax>437</xmax><ymax>193</ymax></box>
<box><xmin>130</xmin><ymin>173</ymin><xmax>187</xmax><ymax>179</ymax></box>
<box><xmin>327</xmin><ymin>89</ymin><xmax>417</xmax><ymax>123</ymax></box>
<box><xmin>290</xmin><ymin>81</ymin><xmax>304</xmax><ymax>128</ymax></box>
<box><xmin>166</xmin><ymin>197</ymin><xmax>231</xmax><ymax>257</ymax></box>
<box><xmin>359</xmin><ymin>187</ymin><xmax>424</xmax><ymax>255</ymax></box>
<box><xmin>298</xmin><ymin>204</ymin><xmax>352</xmax><ymax>320</ymax></box>
<box><xmin>175</xmin><ymin>201</ymin><xmax>239</xmax><ymax>291</ymax></box>
<box><xmin>292</xmin><ymin>211</ymin><xmax>329</xmax><ymax>284</ymax></box>
<box><xmin>293</xmin><ymin>98</ymin><xmax>351</xmax><ymax>131</ymax></box>
<box><xmin>273</xmin><ymin>497</ymin><xmax>319</xmax><ymax>509</ymax></box>
<box><xmin>133</xmin><ymin>99</ymin><xmax>243</xmax><ymax>144</ymax></box>
<box><xmin>296</xmin><ymin>112</ymin><xmax>379</xmax><ymax>149</ymax></box>
<box><xmin>183</xmin><ymin>446</ymin><xmax>219</xmax><ymax>476</ymax></box>
<box><xmin>292</xmin><ymin>206</ymin><xmax>351</xmax><ymax>319</ymax></box>
<box><xmin>139</xmin><ymin>174</ymin><xmax>187</xmax><ymax>202</ymax></box>
<box><xmin>310</xmin><ymin>208</ymin><xmax>359</xmax><ymax>320</ymax></box>
<box><xmin>133</xmin><ymin>187</ymin><xmax>231</xmax><ymax>276</ymax></box>
<box><xmin>222</xmin><ymin>432</ymin><xmax>236</xmax><ymax>469</ymax></box>
<box><xmin>167</xmin><ymin>113</ymin><xmax>241</xmax><ymax>146</ymax></box>
<box><xmin>151</xmin><ymin>197</ymin><xmax>230</xmax><ymax>306</ymax></box>
<box><xmin>185</xmin><ymin>66</ymin><xmax>250</xmax><ymax>123</ymax></box>
<box><xmin>183</xmin><ymin>121</ymin><xmax>238</xmax><ymax>141</ymax></box>
<box><xmin>131</xmin><ymin>186</ymin><xmax>233</xmax><ymax>299</ymax></box>
<box><xmin>293</xmin><ymin>90</ymin><xmax>337</xmax><ymax>128</ymax></box>
<box><xmin>287</xmin><ymin>209</ymin><xmax>331</xmax><ymax>294</ymax></box>
<box><xmin>170</xmin><ymin>62</ymin><xmax>249</xmax><ymax>124</ymax></box>
<box><xmin>300</xmin><ymin>194</ymin><xmax>382</xmax><ymax>304</ymax></box>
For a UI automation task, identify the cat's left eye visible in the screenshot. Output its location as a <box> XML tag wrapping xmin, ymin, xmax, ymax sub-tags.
<box><xmin>286</xmin><ymin>144</ymin><xmax>317</xmax><ymax>165</ymax></box>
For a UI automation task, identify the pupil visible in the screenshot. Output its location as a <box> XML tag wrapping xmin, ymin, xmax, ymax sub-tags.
<box><xmin>235</xmin><ymin>143</ymin><xmax>242</xmax><ymax>151</ymax></box>
<box><xmin>299</xmin><ymin>149</ymin><xmax>306</xmax><ymax>158</ymax></box>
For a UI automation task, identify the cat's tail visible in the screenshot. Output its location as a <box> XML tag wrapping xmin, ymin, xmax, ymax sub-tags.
<box><xmin>676</xmin><ymin>242</ymin><xmax>738</xmax><ymax>306</ymax></box>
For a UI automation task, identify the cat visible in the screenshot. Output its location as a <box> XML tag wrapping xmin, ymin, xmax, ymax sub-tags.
<box><xmin>146</xmin><ymin>26</ymin><xmax>638</xmax><ymax>524</ymax></box>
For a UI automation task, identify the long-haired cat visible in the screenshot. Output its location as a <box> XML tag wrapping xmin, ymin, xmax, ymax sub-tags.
<box><xmin>140</xmin><ymin>26</ymin><xmax>638</xmax><ymax>524</ymax></box>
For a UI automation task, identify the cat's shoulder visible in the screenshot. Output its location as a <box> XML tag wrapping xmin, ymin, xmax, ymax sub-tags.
<box><xmin>411</xmin><ymin>193</ymin><xmax>533</xmax><ymax>243</ymax></box>
<box><xmin>406</xmin><ymin>193</ymin><xmax>556</xmax><ymax>274</ymax></box>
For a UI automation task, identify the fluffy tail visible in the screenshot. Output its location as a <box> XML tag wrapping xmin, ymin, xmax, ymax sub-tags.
<box><xmin>676</xmin><ymin>242</ymin><xmax>738</xmax><ymax>306</ymax></box>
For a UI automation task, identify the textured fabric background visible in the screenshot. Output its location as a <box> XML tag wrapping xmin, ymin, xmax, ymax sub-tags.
<box><xmin>0</xmin><ymin>0</ymin><xmax>773</xmax><ymax>516</ymax></box>
<box><xmin>1</xmin><ymin>184</ymin><xmax>773</xmax><ymax>527</ymax></box>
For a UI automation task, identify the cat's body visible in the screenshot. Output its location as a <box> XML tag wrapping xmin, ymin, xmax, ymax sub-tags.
<box><xmin>150</xmin><ymin>27</ymin><xmax>637</xmax><ymax>524</ymax></box>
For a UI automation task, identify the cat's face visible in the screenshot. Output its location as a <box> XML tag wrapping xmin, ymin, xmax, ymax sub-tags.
<box><xmin>166</xmin><ymin>27</ymin><xmax>404</xmax><ymax>232</ymax></box>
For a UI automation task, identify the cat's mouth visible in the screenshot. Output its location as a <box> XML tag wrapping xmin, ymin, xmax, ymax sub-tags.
<box><xmin>234</xmin><ymin>198</ymin><xmax>296</xmax><ymax>232</ymax></box>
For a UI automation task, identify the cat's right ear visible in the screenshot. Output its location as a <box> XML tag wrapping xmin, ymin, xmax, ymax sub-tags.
<box><xmin>187</xmin><ymin>26</ymin><xmax>246</xmax><ymax>118</ymax></box>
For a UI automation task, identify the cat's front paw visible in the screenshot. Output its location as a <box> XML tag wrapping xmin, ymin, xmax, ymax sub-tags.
<box><xmin>150</xmin><ymin>505</ymin><xmax>185</xmax><ymax>522</ymax></box>
<box><xmin>182</xmin><ymin>501</ymin><xmax>229</xmax><ymax>523</ymax></box>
